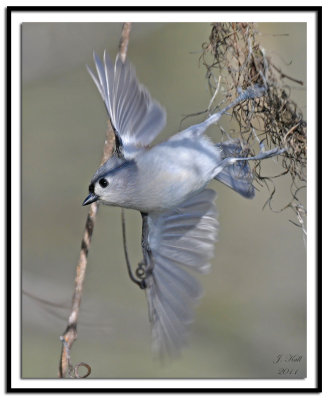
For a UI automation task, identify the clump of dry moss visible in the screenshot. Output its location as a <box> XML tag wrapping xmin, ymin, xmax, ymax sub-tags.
<box><xmin>200</xmin><ymin>22</ymin><xmax>306</xmax><ymax>231</ymax></box>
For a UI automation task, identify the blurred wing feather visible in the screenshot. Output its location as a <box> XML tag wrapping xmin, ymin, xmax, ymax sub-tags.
<box><xmin>145</xmin><ymin>189</ymin><xmax>219</xmax><ymax>357</ymax></box>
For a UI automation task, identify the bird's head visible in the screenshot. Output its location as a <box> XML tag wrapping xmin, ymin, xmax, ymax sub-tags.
<box><xmin>82</xmin><ymin>154</ymin><xmax>128</xmax><ymax>206</ymax></box>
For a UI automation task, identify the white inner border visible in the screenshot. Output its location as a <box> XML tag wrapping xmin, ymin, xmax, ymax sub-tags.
<box><xmin>10</xmin><ymin>8</ymin><xmax>317</xmax><ymax>391</ymax></box>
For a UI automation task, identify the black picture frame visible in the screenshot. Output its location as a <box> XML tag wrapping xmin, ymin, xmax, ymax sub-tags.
<box><xmin>6</xmin><ymin>5</ymin><xmax>322</xmax><ymax>393</ymax></box>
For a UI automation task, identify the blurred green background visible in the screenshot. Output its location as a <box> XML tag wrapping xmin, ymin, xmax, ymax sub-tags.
<box><xmin>22</xmin><ymin>22</ymin><xmax>306</xmax><ymax>379</ymax></box>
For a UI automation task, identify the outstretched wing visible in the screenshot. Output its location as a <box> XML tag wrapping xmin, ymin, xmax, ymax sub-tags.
<box><xmin>87</xmin><ymin>51</ymin><xmax>166</xmax><ymax>160</ymax></box>
<box><xmin>144</xmin><ymin>189</ymin><xmax>219</xmax><ymax>357</ymax></box>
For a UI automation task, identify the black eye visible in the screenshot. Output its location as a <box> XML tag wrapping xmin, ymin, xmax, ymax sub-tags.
<box><xmin>99</xmin><ymin>178</ymin><xmax>109</xmax><ymax>188</ymax></box>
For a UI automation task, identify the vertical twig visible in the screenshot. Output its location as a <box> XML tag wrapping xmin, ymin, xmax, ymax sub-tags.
<box><xmin>58</xmin><ymin>22</ymin><xmax>132</xmax><ymax>379</ymax></box>
<box><xmin>119</xmin><ymin>22</ymin><xmax>131</xmax><ymax>63</ymax></box>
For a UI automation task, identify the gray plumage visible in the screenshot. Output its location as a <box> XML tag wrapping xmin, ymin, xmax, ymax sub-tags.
<box><xmin>214</xmin><ymin>142</ymin><xmax>255</xmax><ymax>198</ymax></box>
<box><xmin>87</xmin><ymin>52</ymin><xmax>166</xmax><ymax>160</ymax></box>
<box><xmin>146</xmin><ymin>189</ymin><xmax>218</xmax><ymax>356</ymax></box>
<box><xmin>83</xmin><ymin>51</ymin><xmax>284</xmax><ymax>356</ymax></box>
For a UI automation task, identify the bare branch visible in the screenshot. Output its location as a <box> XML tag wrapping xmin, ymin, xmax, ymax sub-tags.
<box><xmin>118</xmin><ymin>22</ymin><xmax>132</xmax><ymax>63</ymax></box>
<box><xmin>58</xmin><ymin>22</ymin><xmax>132</xmax><ymax>379</ymax></box>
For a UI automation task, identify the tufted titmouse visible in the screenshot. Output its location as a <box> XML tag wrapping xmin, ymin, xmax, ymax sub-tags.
<box><xmin>82</xmin><ymin>52</ymin><xmax>284</xmax><ymax>356</ymax></box>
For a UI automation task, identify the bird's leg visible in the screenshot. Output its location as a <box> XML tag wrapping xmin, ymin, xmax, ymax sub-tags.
<box><xmin>137</xmin><ymin>212</ymin><xmax>155</xmax><ymax>289</ymax></box>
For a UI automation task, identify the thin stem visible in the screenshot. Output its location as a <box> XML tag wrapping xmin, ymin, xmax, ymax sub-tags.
<box><xmin>121</xmin><ymin>208</ymin><xmax>144</xmax><ymax>288</ymax></box>
<box><xmin>272</xmin><ymin>63</ymin><xmax>304</xmax><ymax>86</ymax></box>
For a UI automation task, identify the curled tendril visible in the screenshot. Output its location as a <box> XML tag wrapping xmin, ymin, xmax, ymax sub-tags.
<box><xmin>67</xmin><ymin>362</ymin><xmax>91</xmax><ymax>379</ymax></box>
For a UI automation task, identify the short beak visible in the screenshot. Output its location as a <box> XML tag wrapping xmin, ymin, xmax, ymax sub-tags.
<box><xmin>82</xmin><ymin>192</ymin><xmax>99</xmax><ymax>206</ymax></box>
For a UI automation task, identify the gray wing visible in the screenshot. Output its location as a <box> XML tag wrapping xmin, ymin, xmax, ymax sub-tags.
<box><xmin>145</xmin><ymin>189</ymin><xmax>219</xmax><ymax>357</ymax></box>
<box><xmin>214</xmin><ymin>141</ymin><xmax>255</xmax><ymax>198</ymax></box>
<box><xmin>87</xmin><ymin>51</ymin><xmax>166</xmax><ymax>159</ymax></box>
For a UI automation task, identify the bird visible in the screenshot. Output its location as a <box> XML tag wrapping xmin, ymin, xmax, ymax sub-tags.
<box><xmin>82</xmin><ymin>51</ymin><xmax>283</xmax><ymax>357</ymax></box>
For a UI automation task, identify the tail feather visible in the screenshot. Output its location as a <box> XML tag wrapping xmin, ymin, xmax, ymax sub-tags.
<box><xmin>214</xmin><ymin>142</ymin><xmax>255</xmax><ymax>198</ymax></box>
